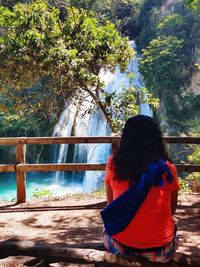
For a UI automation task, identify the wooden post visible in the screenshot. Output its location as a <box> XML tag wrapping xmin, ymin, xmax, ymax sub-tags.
<box><xmin>16</xmin><ymin>143</ymin><xmax>26</xmax><ymax>203</ymax></box>
<box><xmin>111</xmin><ymin>133</ymin><xmax>120</xmax><ymax>154</ymax></box>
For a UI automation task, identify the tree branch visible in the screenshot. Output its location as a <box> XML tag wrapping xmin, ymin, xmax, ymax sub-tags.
<box><xmin>80</xmin><ymin>84</ymin><xmax>114</xmax><ymax>131</ymax></box>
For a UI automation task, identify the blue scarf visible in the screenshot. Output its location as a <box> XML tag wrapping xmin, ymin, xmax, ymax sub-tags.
<box><xmin>100</xmin><ymin>159</ymin><xmax>174</xmax><ymax>236</ymax></box>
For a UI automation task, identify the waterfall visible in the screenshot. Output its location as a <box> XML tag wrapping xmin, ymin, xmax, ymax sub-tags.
<box><xmin>53</xmin><ymin>101</ymin><xmax>77</xmax><ymax>182</ymax></box>
<box><xmin>53</xmin><ymin>41</ymin><xmax>152</xmax><ymax>193</ymax></box>
<box><xmin>78</xmin><ymin>110</ymin><xmax>112</xmax><ymax>191</ymax></box>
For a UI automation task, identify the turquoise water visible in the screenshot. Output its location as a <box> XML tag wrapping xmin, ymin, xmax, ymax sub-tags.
<box><xmin>0</xmin><ymin>172</ymin><xmax>89</xmax><ymax>202</ymax></box>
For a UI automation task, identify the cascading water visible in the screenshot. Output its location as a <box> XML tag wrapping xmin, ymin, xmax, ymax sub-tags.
<box><xmin>53</xmin><ymin>101</ymin><xmax>77</xmax><ymax>182</ymax></box>
<box><xmin>53</xmin><ymin>41</ymin><xmax>152</xmax><ymax>194</ymax></box>
<box><xmin>75</xmin><ymin>109</ymin><xmax>111</xmax><ymax>192</ymax></box>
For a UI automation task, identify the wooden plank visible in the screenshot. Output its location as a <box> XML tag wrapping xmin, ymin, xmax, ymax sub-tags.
<box><xmin>17</xmin><ymin>163</ymin><xmax>107</xmax><ymax>172</ymax></box>
<box><xmin>0</xmin><ymin>165</ymin><xmax>15</xmax><ymax>172</ymax></box>
<box><xmin>16</xmin><ymin>144</ymin><xmax>26</xmax><ymax>203</ymax></box>
<box><xmin>0</xmin><ymin>137</ymin><xmax>27</xmax><ymax>145</ymax></box>
<box><xmin>16</xmin><ymin>136</ymin><xmax>200</xmax><ymax>145</ymax></box>
<box><xmin>0</xmin><ymin>137</ymin><xmax>119</xmax><ymax>145</ymax></box>
<box><xmin>175</xmin><ymin>164</ymin><xmax>200</xmax><ymax>173</ymax></box>
<box><xmin>0</xmin><ymin>136</ymin><xmax>199</xmax><ymax>145</ymax></box>
<box><xmin>25</xmin><ymin>136</ymin><xmax>121</xmax><ymax>145</ymax></box>
<box><xmin>163</xmin><ymin>136</ymin><xmax>200</xmax><ymax>144</ymax></box>
<box><xmin>0</xmin><ymin>162</ymin><xmax>196</xmax><ymax>173</ymax></box>
<box><xmin>15</xmin><ymin>163</ymin><xmax>200</xmax><ymax>173</ymax></box>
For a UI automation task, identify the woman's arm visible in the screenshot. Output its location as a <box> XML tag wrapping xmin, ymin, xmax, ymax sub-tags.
<box><xmin>171</xmin><ymin>190</ymin><xmax>178</xmax><ymax>215</ymax></box>
<box><xmin>104</xmin><ymin>155</ymin><xmax>114</xmax><ymax>204</ymax></box>
<box><xmin>106</xmin><ymin>183</ymin><xmax>113</xmax><ymax>204</ymax></box>
<box><xmin>168</xmin><ymin>163</ymin><xmax>179</xmax><ymax>215</ymax></box>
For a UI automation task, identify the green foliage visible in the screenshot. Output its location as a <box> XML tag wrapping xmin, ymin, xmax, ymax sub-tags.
<box><xmin>103</xmin><ymin>78</ymin><xmax>159</xmax><ymax>132</ymax></box>
<box><xmin>187</xmin><ymin>118</ymin><xmax>200</xmax><ymax>165</ymax></box>
<box><xmin>140</xmin><ymin>36</ymin><xmax>185</xmax><ymax>96</ymax></box>
<box><xmin>195</xmin><ymin>63</ymin><xmax>200</xmax><ymax>70</ymax></box>
<box><xmin>182</xmin><ymin>117</ymin><xmax>200</xmax><ymax>193</ymax></box>
<box><xmin>157</xmin><ymin>13</ymin><xmax>187</xmax><ymax>38</ymax></box>
<box><xmin>184</xmin><ymin>0</ymin><xmax>200</xmax><ymax>14</ymax></box>
<box><xmin>0</xmin><ymin>1</ymin><xmax>137</xmax><ymax>132</ymax></box>
<box><xmin>32</xmin><ymin>188</ymin><xmax>53</xmax><ymax>198</ymax></box>
<box><xmin>136</xmin><ymin>0</ymin><xmax>165</xmax><ymax>48</ymax></box>
<box><xmin>157</xmin><ymin>13</ymin><xmax>184</xmax><ymax>30</ymax></box>
<box><xmin>0</xmin><ymin>1</ymin><xmax>132</xmax><ymax>88</ymax></box>
<box><xmin>0</xmin><ymin>111</ymin><xmax>39</xmax><ymax>136</ymax></box>
<box><xmin>186</xmin><ymin>117</ymin><xmax>200</xmax><ymax>135</ymax></box>
<box><xmin>179</xmin><ymin>133</ymin><xmax>200</xmax><ymax>193</ymax></box>
<box><xmin>0</xmin><ymin>0</ymin><xmax>159</xmax><ymax>133</ymax></box>
<box><xmin>180</xmin><ymin>95</ymin><xmax>200</xmax><ymax>126</ymax></box>
<box><xmin>0</xmin><ymin>76</ymin><xmax>58</xmax><ymax>137</ymax></box>
<box><xmin>179</xmin><ymin>177</ymin><xmax>191</xmax><ymax>192</ymax></box>
<box><xmin>179</xmin><ymin>174</ymin><xmax>200</xmax><ymax>193</ymax></box>
<box><xmin>181</xmin><ymin>173</ymin><xmax>200</xmax><ymax>192</ymax></box>
<box><xmin>139</xmin><ymin>34</ymin><xmax>200</xmax><ymax>131</ymax></box>
<box><xmin>188</xmin><ymin>147</ymin><xmax>200</xmax><ymax>164</ymax></box>
<box><xmin>134</xmin><ymin>0</ymin><xmax>200</xmax><ymax>134</ymax></box>
<box><xmin>64</xmin><ymin>0</ymin><xmax>144</xmax><ymax>38</ymax></box>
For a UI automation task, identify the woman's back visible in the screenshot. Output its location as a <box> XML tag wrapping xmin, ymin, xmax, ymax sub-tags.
<box><xmin>105</xmin><ymin>155</ymin><xmax>179</xmax><ymax>248</ymax></box>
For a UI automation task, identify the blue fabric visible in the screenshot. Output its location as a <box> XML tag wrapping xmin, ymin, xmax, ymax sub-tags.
<box><xmin>100</xmin><ymin>159</ymin><xmax>174</xmax><ymax>236</ymax></box>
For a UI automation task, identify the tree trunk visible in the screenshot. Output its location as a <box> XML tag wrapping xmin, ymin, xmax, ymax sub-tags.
<box><xmin>0</xmin><ymin>239</ymin><xmax>199</xmax><ymax>267</ymax></box>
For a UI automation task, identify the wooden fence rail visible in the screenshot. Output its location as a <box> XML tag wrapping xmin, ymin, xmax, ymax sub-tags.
<box><xmin>0</xmin><ymin>136</ymin><xmax>199</xmax><ymax>203</ymax></box>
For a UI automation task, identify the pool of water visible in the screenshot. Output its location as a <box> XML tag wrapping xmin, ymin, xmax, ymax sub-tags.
<box><xmin>0</xmin><ymin>171</ymin><xmax>105</xmax><ymax>202</ymax></box>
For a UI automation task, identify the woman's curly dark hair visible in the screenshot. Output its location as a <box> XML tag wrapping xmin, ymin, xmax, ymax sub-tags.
<box><xmin>113</xmin><ymin>115</ymin><xmax>169</xmax><ymax>182</ymax></box>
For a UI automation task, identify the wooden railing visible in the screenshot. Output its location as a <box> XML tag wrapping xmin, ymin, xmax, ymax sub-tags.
<box><xmin>0</xmin><ymin>136</ymin><xmax>200</xmax><ymax>203</ymax></box>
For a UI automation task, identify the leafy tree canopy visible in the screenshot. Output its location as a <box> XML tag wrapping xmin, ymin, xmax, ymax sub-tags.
<box><xmin>139</xmin><ymin>35</ymin><xmax>193</xmax><ymax>129</ymax></box>
<box><xmin>140</xmin><ymin>36</ymin><xmax>185</xmax><ymax>96</ymax></box>
<box><xmin>156</xmin><ymin>13</ymin><xmax>187</xmax><ymax>38</ymax></box>
<box><xmin>136</xmin><ymin>0</ymin><xmax>200</xmax><ymax>134</ymax></box>
<box><xmin>0</xmin><ymin>0</ymin><xmax>158</xmax><ymax>133</ymax></box>
<box><xmin>53</xmin><ymin>0</ymin><xmax>143</xmax><ymax>35</ymax></box>
<box><xmin>0</xmin><ymin>0</ymin><xmax>158</xmax><ymax>134</ymax></box>
<box><xmin>0</xmin><ymin>2</ymin><xmax>132</xmax><ymax>88</ymax></box>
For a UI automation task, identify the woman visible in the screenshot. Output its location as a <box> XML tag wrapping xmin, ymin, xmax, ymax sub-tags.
<box><xmin>101</xmin><ymin>115</ymin><xmax>179</xmax><ymax>263</ymax></box>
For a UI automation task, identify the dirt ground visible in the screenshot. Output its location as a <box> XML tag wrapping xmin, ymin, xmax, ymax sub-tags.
<box><xmin>0</xmin><ymin>192</ymin><xmax>199</xmax><ymax>266</ymax></box>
